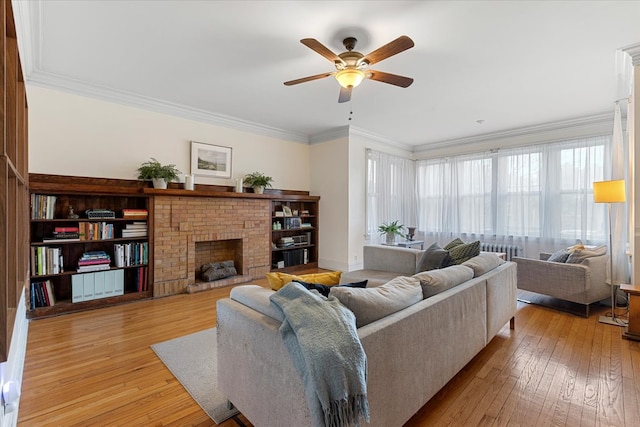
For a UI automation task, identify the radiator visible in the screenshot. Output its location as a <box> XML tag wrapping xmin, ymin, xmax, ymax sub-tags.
<box><xmin>480</xmin><ymin>242</ymin><xmax>520</xmax><ymax>261</ymax></box>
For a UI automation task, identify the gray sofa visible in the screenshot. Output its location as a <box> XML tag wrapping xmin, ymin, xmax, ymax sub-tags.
<box><xmin>513</xmin><ymin>250</ymin><xmax>609</xmax><ymax>316</ymax></box>
<box><xmin>216</xmin><ymin>245</ymin><xmax>517</xmax><ymax>427</ymax></box>
<box><xmin>341</xmin><ymin>244</ymin><xmax>432</xmax><ymax>286</ymax></box>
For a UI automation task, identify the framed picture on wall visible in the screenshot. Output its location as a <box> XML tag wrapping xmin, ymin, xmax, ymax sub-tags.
<box><xmin>191</xmin><ymin>141</ymin><xmax>232</xmax><ymax>178</ymax></box>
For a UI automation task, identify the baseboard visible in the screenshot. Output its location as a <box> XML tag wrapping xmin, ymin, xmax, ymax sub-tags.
<box><xmin>0</xmin><ymin>288</ymin><xmax>29</xmax><ymax>427</ymax></box>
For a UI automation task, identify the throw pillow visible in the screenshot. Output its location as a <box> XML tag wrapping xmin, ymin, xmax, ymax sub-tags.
<box><xmin>266</xmin><ymin>271</ymin><xmax>342</xmax><ymax>291</ymax></box>
<box><xmin>330</xmin><ymin>276</ymin><xmax>422</xmax><ymax>328</ymax></box>
<box><xmin>415</xmin><ymin>242</ymin><xmax>450</xmax><ymax>274</ymax></box>
<box><xmin>461</xmin><ymin>253</ymin><xmax>505</xmax><ymax>277</ymax></box>
<box><xmin>413</xmin><ymin>265</ymin><xmax>474</xmax><ymax>298</ymax></box>
<box><xmin>295</xmin><ymin>279</ymin><xmax>368</xmax><ymax>298</ymax></box>
<box><xmin>444</xmin><ymin>238</ymin><xmax>465</xmax><ymax>250</ymax></box>
<box><xmin>566</xmin><ymin>245</ymin><xmax>607</xmax><ymax>264</ymax></box>
<box><xmin>547</xmin><ymin>249</ymin><xmax>570</xmax><ymax>263</ymax></box>
<box><xmin>567</xmin><ymin>243</ymin><xmax>585</xmax><ymax>253</ymax></box>
<box><xmin>447</xmin><ymin>240</ymin><xmax>481</xmax><ymax>265</ymax></box>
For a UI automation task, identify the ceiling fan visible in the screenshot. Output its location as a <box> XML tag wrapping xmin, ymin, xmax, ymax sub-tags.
<box><xmin>284</xmin><ymin>35</ymin><xmax>414</xmax><ymax>103</ymax></box>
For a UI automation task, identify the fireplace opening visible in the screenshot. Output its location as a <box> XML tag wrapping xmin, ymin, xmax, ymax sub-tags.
<box><xmin>194</xmin><ymin>239</ymin><xmax>243</xmax><ymax>283</ymax></box>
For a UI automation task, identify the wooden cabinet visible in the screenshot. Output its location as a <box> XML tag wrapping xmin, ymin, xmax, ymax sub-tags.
<box><xmin>28</xmin><ymin>176</ymin><xmax>153</xmax><ymax>318</ymax></box>
<box><xmin>270</xmin><ymin>197</ymin><xmax>319</xmax><ymax>272</ymax></box>
<box><xmin>1</xmin><ymin>0</ymin><xmax>29</xmax><ymax>362</ymax></box>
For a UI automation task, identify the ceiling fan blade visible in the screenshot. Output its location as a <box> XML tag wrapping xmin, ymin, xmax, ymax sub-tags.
<box><xmin>363</xmin><ymin>35</ymin><xmax>414</xmax><ymax>66</ymax></box>
<box><xmin>368</xmin><ymin>70</ymin><xmax>414</xmax><ymax>88</ymax></box>
<box><xmin>300</xmin><ymin>38</ymin><xmax>345</xmax><ymax>65</ymax></box>
<box><xmin>338</xmin><ymin>86</ymin><xmax>352</xmax><ymax>103</ymax></box>
<box><xmin>284</xmin><ymin>72</ymin><xmax>334</xmax><ymax>86</ymax></box>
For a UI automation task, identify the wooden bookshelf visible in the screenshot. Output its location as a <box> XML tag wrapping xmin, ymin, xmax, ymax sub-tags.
<box><xmin>270</xmin><ymin>197</ymin><xmax>320</xmax><ymax>272</ymax></box>
<box><xmin>0</xmin><ymin>0</ymin><xmax>29</xmax><ymax>362</ymax></box>
<box><xmin>28</xmin><ymin>176</ymin><xmax>153</xmax><ymax>319</ymax></box>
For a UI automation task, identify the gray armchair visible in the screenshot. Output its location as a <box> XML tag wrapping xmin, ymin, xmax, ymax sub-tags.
<box><xmin>513</xmin><ymin>251</ymin><xmax>609</xmax><ymax>317</ymax></box>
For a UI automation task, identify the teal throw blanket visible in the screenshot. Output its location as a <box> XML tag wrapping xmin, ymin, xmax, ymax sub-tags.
<box><xmin>270</xmin><ymin>282</ymin><xmax>369</xmax><ymax>427</ymax></box>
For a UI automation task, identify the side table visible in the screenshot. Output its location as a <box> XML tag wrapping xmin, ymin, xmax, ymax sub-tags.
<box><xmin>620</xmin><ymin>284</ymin><xmax>640</xmax><ymax>341</ymax></box>
<box><xmin>396</xmin><ymin>240</ymin><xmax>425</xmax><ymax>250</ymax></box>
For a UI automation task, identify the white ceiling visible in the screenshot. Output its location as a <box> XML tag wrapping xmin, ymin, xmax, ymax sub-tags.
<box><xmin>13</xmin><ymin>0</ymin><xmax>640</xmax><ymax>149</ymax></box>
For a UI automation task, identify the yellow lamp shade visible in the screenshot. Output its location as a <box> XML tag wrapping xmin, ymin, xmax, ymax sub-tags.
<box><xmin>335</xmin><ymin>69</ymin><xmax>365</xmax><ymax>88</ymax></box>
<box><xmin>593</xmin><ymin>179</ymin><xmax>626</xmax><ymax>203</ymax></box>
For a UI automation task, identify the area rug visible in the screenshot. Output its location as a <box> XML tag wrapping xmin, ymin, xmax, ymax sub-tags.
<box><xmin>151</xmin><ymin>327</ymin><xmax>240</xmax><ymax>424</ymax></box>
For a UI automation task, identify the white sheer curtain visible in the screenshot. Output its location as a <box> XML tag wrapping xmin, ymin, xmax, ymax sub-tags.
<box><xmin>415</xmin><ymin>136</ymin><xmax>611</xmax><ymax>256</ymax></box>
<box><xmin>611</xmin><ymin>102</ymin><xmax>630</xmax><ymax>285</ymax></box>
<box><xmin>365</xmin><ymin>149</ymin><xmax>416</xmax><ymax>243</ymax></box>
<box><xmin>416</xmin><ymin>153</ymin><xmax>491</xmax><ymax>246</ymax></box>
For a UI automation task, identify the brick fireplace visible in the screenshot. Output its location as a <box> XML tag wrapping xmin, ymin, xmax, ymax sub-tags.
<box><xmin>152</xmin><ymin>195</ymin><xmax>271</xmax><ymax>297</ymax></box>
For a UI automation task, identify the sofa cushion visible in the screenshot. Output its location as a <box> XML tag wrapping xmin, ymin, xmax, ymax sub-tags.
<box><xmin>447</xmin><ymin>240</ymin><xmax>481</xmax><ymax>265</ymax></box>
<box><xmin>444</xmin><ymin>238</ymin><xmax>465</xmax><ymax>250</ymax></box>
<box><xmin>547</xmin><ymin>249</ymin><xmax>570</xmax><ymax>263</ymax></box>
<box><xmin>415</xmin><ymin>242</ymin><xmax>450</xmax><ymax>273</ymax></box>
<box><xmin>413</xmin><ymin>265</ymin><xmax>474</xmax><ymax>299</ymax></box>
<box><xmin>294</xmin><ymin>279</ymin><xmax>368</xmax><ymax>298</ymax></box>
<box><xmin>330</xmin><ymin>276</ymin><xmax>422</xmax><ymax>328</ymax></box>
<box><xmin>461</xmin><ymin>253</ymin><xmax>505</xmax><ymax>277</ymax></box>
<box><xmin>266</xmin><ymin>271</ymin><xmax>342</xmax><ymax>291</ymax></box>
<box><xmin>566</xmin><ymin>245</ymin><xmax>607</xmax><ymax>264</ymax></box>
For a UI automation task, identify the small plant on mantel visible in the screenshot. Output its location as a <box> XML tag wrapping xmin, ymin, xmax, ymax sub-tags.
<box><xmin>243</xmin><ymin>172</ymin><xmax>274</xmax><ymax>194</ymax></box>
<box><xmin>137</xmin><ymin>158</ymin><xmax>181</xmax><ymax>189</ymax></box>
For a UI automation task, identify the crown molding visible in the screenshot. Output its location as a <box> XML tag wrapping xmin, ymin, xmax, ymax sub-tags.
<box><xmin>26</xmin><ymin>69</ymin><xmax>311</xmax><ymax>145</ymax></box>
<box><xmin>309</xmin><ymin>126</ymin><xmax>350</xmax><ymax>144</ymax></box>
<box><xmin>11</xmin><ymin>0</ymin><xmax>41</xmax><ymax>77</ymax></box>
<box><xmin>622</xmin><ymin>42</ymin><xmax>640</xmax><ymax>66</ymax></box>
<box><xmin>349</xmin><ymin>126</ymin><xmax>415</xmax><ymax>152</ymax></box>
<box><xmin>413</xmin><ymin>112</ymin><xmax>614</xmax><ymax>154</ymax></box>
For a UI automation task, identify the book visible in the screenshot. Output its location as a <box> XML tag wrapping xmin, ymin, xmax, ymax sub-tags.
<box><xmin>124</xmin><ymin>223</ymin><xmax>147</xmax><ymax>229</ymax></box>
<box><xmin>121</xmin><ymin>231</ymin><xmax>148</xmax><ymax>238</ymax></box>
<box><xmin>44</xmin><ymin>280</ymin><xmax>56</xmax><ymax>306</ymax></box>
<box><xmin>54</xmin><ymin>227</ymin><xmax>79</xmax><ymax>233</ymax></box>
<box><xmin>77</xmin><ymin>264</ymin><xmax>111</xmax><ymax>273</ymax></box>
<box><xmin>122</xmin><ymin>209</ymin><xmax>148</xmax><ymax>218</ymax></box>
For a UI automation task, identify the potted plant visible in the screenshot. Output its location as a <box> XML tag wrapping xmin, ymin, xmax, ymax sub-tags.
<box><xmin>137</xmin><ymin>158</ymin><xmax>181</xmax><ymax>189</ymax></box>
<box><xmin>243</xmin><ymin>172</ymin><xmax>273</xmax><ymax>194</ymax></box>
<box><xmin>378</xmin><ymin>220</ymin><xmax>405</xmax><ymax>245</ymax></box>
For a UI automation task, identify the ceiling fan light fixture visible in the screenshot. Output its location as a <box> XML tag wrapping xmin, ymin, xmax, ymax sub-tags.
<box><xmin>335</xmin><ymin>69</ymin><xmax>365</xmax><ymax>88</ymax></box>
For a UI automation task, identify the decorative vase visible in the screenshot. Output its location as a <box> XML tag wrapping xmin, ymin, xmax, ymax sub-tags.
<box><xmin>253</xmin><ymin>186</ymin><xmax>265</xmax><ymax>194</ymax></box>
<box><xmin>152</xmin><ymin>178</ymin><xmax>168</xmax><ymax>189</ymax></box>
<box><xmin>385</xmin><ymin>233</ymin><xmax>395</xmax><ymax>245</ymax></box>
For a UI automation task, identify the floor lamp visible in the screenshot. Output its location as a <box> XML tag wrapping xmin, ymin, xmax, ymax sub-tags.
<box><xmin>593</xmin><ymin>179</ymin><xmax>627</xmax><ymax>326</ymax></box>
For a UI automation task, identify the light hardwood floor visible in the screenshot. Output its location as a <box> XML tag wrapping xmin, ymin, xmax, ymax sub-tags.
<box><xmin>18</xmin><ymin>278</ymin><xmax>640</xmax><ymax>427</ymax></box>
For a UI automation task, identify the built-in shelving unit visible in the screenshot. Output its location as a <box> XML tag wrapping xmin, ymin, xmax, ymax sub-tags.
<box><xmin>271</xmin><ymin>197</ymin><xmax>320</xmax><ymax>272</ymax></box>
<box><xmin>1</xmin><ymin>0</ymin><xmax>29</xmax><ymax>362</ymax></box>
<box><xmin>28</xmin><ymin>175</ymin><xmax>153</xmax><ymax>319</ymax></box>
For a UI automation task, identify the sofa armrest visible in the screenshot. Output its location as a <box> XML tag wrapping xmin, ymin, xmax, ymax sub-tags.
<box><xmin>513</xmin><ymin>256</ymin><xmax>591</xmax><ymax>304</ymax></box>
<box><xmin>363</xmin><ymin>245</ymin><xmax>422</xmax><ymax>276</ymax></box>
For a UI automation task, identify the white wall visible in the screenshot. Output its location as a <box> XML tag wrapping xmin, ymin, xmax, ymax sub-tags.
<box><xmin>27</xmin><ymin>86</ymin><xmax>311</xmax><ymax>191</ymax></box>
<box><xmin>310</xmin><ymin>137</ymin><xmax>349</xmax><ymax>271</ymax></box>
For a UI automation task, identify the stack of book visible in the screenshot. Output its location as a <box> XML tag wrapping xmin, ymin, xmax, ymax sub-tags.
<box><xmin>31</xmin><ymin>246</ymin><xmax>64</xmax><ymax>275</ymax></box>
<box><xmin>114</xmin><ymin>242</ymin><xmax>148</xmax><ymax>267</ymax></box>
<box><xmin>43</xmin><ymin>226</ymin><xmax>80</xmax><ymax>242</ymax></box>
<box><xmin>121</xmin><ymin>222</ymin><xmax>148</xmax><ymax>238</ymax></box>
<box><xmin>30</xmin><ymin>280</ymin><xmax>56</xmax><ymax>308</ymax></box>
<box><xmin>30</xmin><ymin>194</ymin><xmax>57</xmax><ymax>219</ymax></box>
<box><xmin>77</xmin><ymin>251</ymin><xmax>111</xmax><ymax>273</ymax></box>
<box><xmin>78</xmin><ymin>222</ymin><xmax>114</xmax><ymax>240</ymax></box>
<box><xmin>122</xmin><ymin>208</ymin><xmax>149</xmax><ymax>219</ymax></box>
